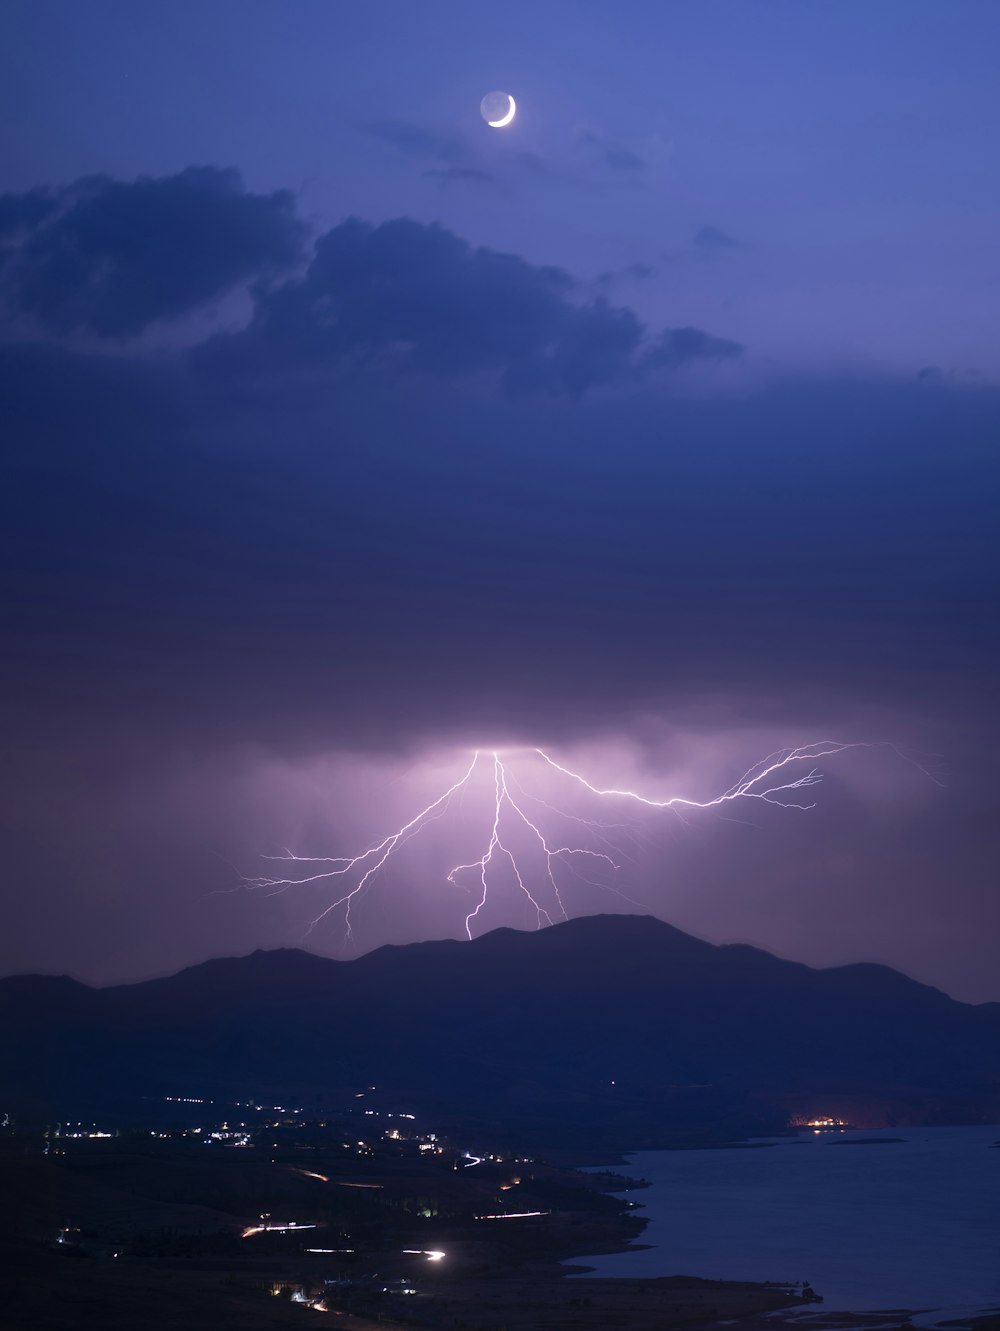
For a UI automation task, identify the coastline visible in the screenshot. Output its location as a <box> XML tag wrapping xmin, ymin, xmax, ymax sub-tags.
<box><xmin>374</xmin><ymin>1158</ymin><xmax>815</xmax><ymax>1330</ymax></box>
<box><xmin>0</xmin><ymin>1138</ymin><xmax>816</xmax><ymax>1331</ymax></box>
<box><xmin>570</xmin><ymin>1127</ymin><xmax>1000</xmax><ymax>1329</ymax></box>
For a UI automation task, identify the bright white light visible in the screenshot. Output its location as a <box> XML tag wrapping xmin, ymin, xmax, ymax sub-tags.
<box><xmin>480</xmin><ymin>90</ymin><xmax>516</xmax><ymax>127</ymax></box>
<box><xmin>247</xmin><ymin>741</ymin><xmax>938</xmax><ymax>948</ymax></box>
<box><xmin>241</xmin><ymin>1221</ymin><xmax>318</xmax><ymax>1238</ymax></box>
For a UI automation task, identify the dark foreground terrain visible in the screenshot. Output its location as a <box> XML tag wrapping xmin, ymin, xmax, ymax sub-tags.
<box><xmin>5</xmin><ymin>915</ymin><xmax>999</xmax><ymax>1327</ymax></box>
<box><xmin>0</xmin><ymin>1118</ymin><xmax>810</xmax><ymax>1331</ymax></box>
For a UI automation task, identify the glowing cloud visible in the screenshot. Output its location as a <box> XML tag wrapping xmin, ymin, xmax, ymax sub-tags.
<box><xmin>243</xmin><ymin>741</ymin><xmax>940</xmax><ymax>947</ymax></box>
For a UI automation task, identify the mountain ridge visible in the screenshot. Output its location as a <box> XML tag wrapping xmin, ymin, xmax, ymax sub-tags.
<box><xmin>3</xmin><ymin>914</ymin><xmax>998</xmax><ymax>1147</ymax></box>
<box><xmin>4</xmin><ymin>913</ymin><xmax>985</xmax><ymax>1006</ymax></box>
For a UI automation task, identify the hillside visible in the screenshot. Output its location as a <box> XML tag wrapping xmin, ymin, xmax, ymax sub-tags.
<box><xmin>3</xmin><ymin>915</ymin><xmax>999</xmax><ymax>1147</ymax></box>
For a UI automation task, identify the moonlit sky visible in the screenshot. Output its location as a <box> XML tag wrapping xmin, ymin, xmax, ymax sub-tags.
<box><xmin>1</xmin><ymin>0</ymin><xmax>998</xmax><ymax>999</ymax></box>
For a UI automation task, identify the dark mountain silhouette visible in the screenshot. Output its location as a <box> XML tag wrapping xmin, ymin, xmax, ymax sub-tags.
<box><xmin>3</xmin><ymin>916</ymin><xmax>999</xmax><ymax>1147</ymax></box>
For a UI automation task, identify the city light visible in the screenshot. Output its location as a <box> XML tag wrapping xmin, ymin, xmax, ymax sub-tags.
<box><xmin>241</xmin><ymin>1220</ymin><xmax>318</xmax><ymax>1238</ymax></box>
<box><xmin>404</xmin><ymin>1248</ymin><xmax>446</xmax><ymax>1261</ymax></box>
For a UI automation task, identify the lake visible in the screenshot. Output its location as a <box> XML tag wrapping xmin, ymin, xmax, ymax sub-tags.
<box><xmin>575</xmin><ymin>1125</ymin><xmax>1000</xmax><ymax>1320</ymax></box>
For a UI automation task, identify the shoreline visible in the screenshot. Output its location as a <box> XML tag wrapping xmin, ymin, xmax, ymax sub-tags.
<box><xmin>565</xmin><ymin>1128</ymin><xmax>1000</xmax><ymax>1331</ymax></box>
<box><xmin>401</xmin><ymin>1159</ymin><xmax>820</xmax><ymax>1331</ymax></box>
<box><xmin>10</xmin><ymin>1123</ymin><xmax>997</xmax><ymax>1329</ymax></box>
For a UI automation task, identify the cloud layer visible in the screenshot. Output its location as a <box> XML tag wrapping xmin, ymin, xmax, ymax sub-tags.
<box><xmin>1</xmin><ymin>165</ymin><xmax>997</xmax><ymax>1000</ymax></box>
<box><xmin>0</xmin><ymin>166</ymin><xmax>740</xmax><ymax>395</ymax></box>
<box><xmin>0</xmin><ymin>166</ymin><xmax>304</xmax><ymax>336</ymax></box>
<box><xmin>2</xmin><ymin>165</ymin><xmax>996</xmax><ymax>755</ymax></box>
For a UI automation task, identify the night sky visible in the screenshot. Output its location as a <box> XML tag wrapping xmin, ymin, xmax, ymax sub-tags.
<box><xmin>2</xmin><ymin>0</ymin><xmax>997</xmax><ymax>1000</ymax></box>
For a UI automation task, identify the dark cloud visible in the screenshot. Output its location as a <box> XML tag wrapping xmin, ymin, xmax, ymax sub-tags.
<box><xmin>645</xmin><ymin>325</ymin><xmax>743</xmax><ymax>369</ymax></box>
<box><xmin>917</xmin><ymin>365</ymin><xmax>983</xmax><ymax>385</ymax></box>
<box><xmin>3</xmin><ymin>333</ymin><xmax>999</xmax><ymax>1002</ymax></box>
<box><xmin>5</xmin><ymin>169</ymin><xmax>992</xmax><ymax>757</ymax></box>
<box><xmin>0</xmin><ymin>167</ymin><xmax>304</xmax><ymax>337</ymax></box>
<box><xmin>364</xmin><ymin>120</ymin><xmax>466</xmax><ymax>162</ymax></box>
<box><xmin>0</xmin><ymin>170</ymin><xmax>740</xmax><ymax>399</ymax></box>
<box><xmin>4</xmin><ymin>329</ymin><xmax>997</xmax><ymax>759</ymax></box>
<box><xmin>199</xmin><ymin>215</ymin><xmax>734</xmax><ymax>395</ymax></box>
<box><xmin>577</xmin><ymin>129</ymin><xmax>647</xmax><ymax>173</ymax></box>
<box><xmin>693</xmin><ymin>223</ymin><xmax>741</xmax><ymax>251</ymax></box>
<box><xmin>2</xmin><ymin>167</ymin><xmax>997</xmax><ymax>1001</ymax></box>
<box><xmin>0</xmin><ymin>187</ymin><xmax>57</xmax><ymax>237</ymax></box>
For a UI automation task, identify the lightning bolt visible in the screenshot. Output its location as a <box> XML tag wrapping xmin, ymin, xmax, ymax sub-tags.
<box><xmin>244</xmin><ymin>740</ymin><xmax>941</xmax><ymax>945</ymax></box>
<box><xmin>535</xmin><ymin>741</ymin><xmax>851</xmax><ymax>811</ymax></box>
<box><xmin>249</xmin><ymin>752</ymin><xmax>479</xmax><ymax>942</ymax></box>
<box><xmin>446</xmin><ymin>752</ymin><xmax>622</xmax><ymax>938</ymax></box>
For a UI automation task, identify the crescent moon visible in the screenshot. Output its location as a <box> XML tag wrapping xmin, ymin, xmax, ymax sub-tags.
<box><xmin>488</xmin><ymin>94</ymin><xmax>516</xmax><ymax>128</ymax></box>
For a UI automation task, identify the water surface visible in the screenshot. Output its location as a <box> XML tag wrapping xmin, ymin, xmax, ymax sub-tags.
<box><xmin>576</xmin><ymin>1125</ymin><xmax>1000</xmax><ymax>1316</ymax></box>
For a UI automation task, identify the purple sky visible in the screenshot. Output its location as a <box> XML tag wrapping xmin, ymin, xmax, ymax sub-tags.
<box><xmin>1</xmin><ymin>1</ymin><xmax>998</xmax><ymax>999</ymax></box>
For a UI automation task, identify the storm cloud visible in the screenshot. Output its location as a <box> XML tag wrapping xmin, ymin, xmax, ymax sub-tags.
<box><xmin>198</xmin><ymin>213</ymin><xmax>739</xmax><ymax>394</ymax></box>
<box><xmin>2</xmin><ymin>169</ymin><xmax>994</xmax><ymax>758</ymax></box>
<box><xmin>0</xmin><ymin>166</ymin><xmax>304</xmax><ymax>336</ymax></box>
<box><xmin>1</xmin><ymin>163</ymin><xmax>998</xmax><ymax>1001</ymax></box>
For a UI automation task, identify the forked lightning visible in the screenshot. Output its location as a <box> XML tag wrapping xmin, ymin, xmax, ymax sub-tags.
<box><xmin>244</xmin><ymin>741</ymin><xmax>937</xmax><ymax>945</ymax></box>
